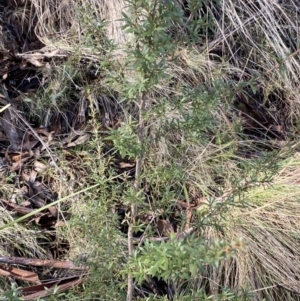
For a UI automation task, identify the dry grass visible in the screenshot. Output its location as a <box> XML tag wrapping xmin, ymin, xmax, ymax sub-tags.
<box><xmin>195</xmin><ymin>154</ymin><xmax>300</xmax><ymax>300</ymax></box>
<box><xmin>211</xmin><ymin>0</ymin><xmax>300</xmax><ymax>119</ymax></box>
<box><xmin>29</xmin><ymin>0</ymin><xmax>126</xmax><ymax>52</ymax></box>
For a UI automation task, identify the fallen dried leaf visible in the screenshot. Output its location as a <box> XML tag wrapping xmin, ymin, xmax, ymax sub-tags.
<box><xmin>118</xmin><ymin>162</ymin><xmax>135</xmax><ymax>169</ymax></box>
<box><xmin>27</xmin><ymin>58</ymin><xmax>44</xmax><ymax>67</ymax></box>
<box><xmin>177</xmin><ymin>199</ymin><xmax>196</xmax><ymax>209</ymax></box>
<box><xmin>66</xmin><ymin>133</ymin><xmax>91</xmax><ymax>147</ymax></box>
<box><xmin>10</xmin><ymin>152</ymin><xmax>34</xmax><ymax>171</ymax></box>
<box><xmin>33</xmin><ymin>161</ymin><xmax>48</xmax><ymax>173</ymax></box>
<box><xmin>54</xmin><ymin>220</ymin><xmax>67</xmax><ymax>228</ymax></box>
<box><xmin>48</xmin><ymin>206</ymin><xmax>58</xmax><ymax>217</ymax></box>
<box><xmin>157</xmin><ymin>219</ymin><xmax>174</xmax><ymax>236</ymax></box>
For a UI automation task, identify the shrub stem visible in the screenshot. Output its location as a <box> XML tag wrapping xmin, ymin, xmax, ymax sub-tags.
<box><xmin>127</xmin><ymin>92</ymin><xmax>146</xmax><ymax>301</ymax></box>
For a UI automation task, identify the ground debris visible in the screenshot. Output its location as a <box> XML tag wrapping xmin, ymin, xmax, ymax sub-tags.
<box><xmin>0</xmin><ymin>255</ymin><xmax>88</xmax><ymax>300</ymax></box>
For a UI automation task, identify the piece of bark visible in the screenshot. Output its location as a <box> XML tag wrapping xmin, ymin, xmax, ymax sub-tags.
<box><xmin>21</xmin><ymin>276</ymin><xmax>85</xmax><ymax>300</ymax></box>
<box><xmin>0</xmin><ymin>264</ymin><xmax>41</xmax><ymax>284</ymax></box>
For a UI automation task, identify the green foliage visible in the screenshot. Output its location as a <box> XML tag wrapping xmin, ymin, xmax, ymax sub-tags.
<box><xmin>113</xmin><ymin>0</ymin><xmax>185</xmax><ymax>114</ymax></box>
<box><xmin>107</xmin><ymin>119</ymin><xmax>142</xmax><ymax>159</ymax></box>
<box><xmin>122</xmin><ymin>0</ymin><xmax>183</xmax><ymax>81</ymax></box>
<box><xmin>30</xmin><ymin>0</ymin><xmax>284</xmax><ymax>300</ymax></box>
<box><xmin>1</xmin><ymin>284</ymin><xmax>23</xmax><ymax>301</ymax></box>
<box><xmin>65</xmin><ymin>145</ymin><xmax>127</xmax><ymax>300</ymax></box>
<box><xmin>113</xmin><ymin>0</ymin><xmax>249</xmax><ymax>299</ymax></box>
<box><xmin>77</xmin><ymin>4</ymin><xmax>117</xmax><ymax>54</ymax></box>
<box><xmin>166</xmin><ymin>81</ymin><xmax>232</xmax><ymax>143</ymax></box>
<box><xmin>125</xmin><ymin>235</ymin><xmax>243</xmax><ymax>285</ymax></box>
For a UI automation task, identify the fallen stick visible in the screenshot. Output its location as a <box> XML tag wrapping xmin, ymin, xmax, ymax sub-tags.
<box><xmin>0</xmin><ymin>256</ymin><xmax>89</xmax><ymax>271</ymax></box>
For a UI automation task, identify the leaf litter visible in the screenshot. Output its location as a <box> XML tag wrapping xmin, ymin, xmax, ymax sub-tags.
<box><xmin>0</xmin><ymin>48</ymin><xmax>92</xmax><ymax>297</ymax></box>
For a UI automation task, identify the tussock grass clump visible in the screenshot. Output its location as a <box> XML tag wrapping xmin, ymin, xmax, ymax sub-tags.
<box><xmin>198</xmin><ymin>154</ymin><xmax>300</xmax><ymax>300</ymax></box>
<box><xmin>28</xmin><ymin>0</ymin><xmax>126</xmax><ymax>50</ymax></box>
<box><xmin>212</xmin><ymin>0</ymin><xmax>300</xmax><ymax>123</ymax></box>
